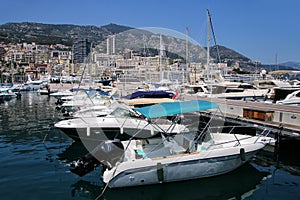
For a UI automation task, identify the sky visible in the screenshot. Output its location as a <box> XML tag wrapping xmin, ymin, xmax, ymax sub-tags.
<box><xmin>0</xmin><ymin>0</ymin><xmax>299</xmax><ymax>64</ymax></box>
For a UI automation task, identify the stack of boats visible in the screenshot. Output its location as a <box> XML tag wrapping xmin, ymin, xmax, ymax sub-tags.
<box><xmin>54</xmin><ymin>89</ymin><xmax>179</xmax><ymax>140</ymax></box>
<box><xmin>52</xmin><ymin>86</ymin><xmax>275</xmax><ymax>189</ymax></box>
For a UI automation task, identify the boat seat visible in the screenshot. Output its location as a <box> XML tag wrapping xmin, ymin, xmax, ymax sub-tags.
<box><xmin>135</xmin><ymin>149</ymin><xmax>147</xmax><ymax>159</ymax></box>
<box><xmin>170</xmin><ymin>143</ymin><xmax>186</xmax><ymax>154</ymax></box>
<box><xmin>164</xmin><ymin>138</ymin><xmax>186</xmax><ymax>154</ymax></box>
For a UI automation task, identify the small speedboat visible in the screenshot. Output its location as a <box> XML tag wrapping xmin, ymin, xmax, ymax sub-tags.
<box><xmin>68</xmin><ymin>100</ymin><xmax>275</xmax><ymax>188</ymax></box>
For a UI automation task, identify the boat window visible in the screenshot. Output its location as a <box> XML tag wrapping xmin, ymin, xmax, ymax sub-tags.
<box><xmin>110</xmin><ymin>107</ymin><xmax>128</xmax><ymax>117</ymax></box>
<box><xmin>296</xmin><ymin>92</ymin><xmax>300</xmax><ymax>97</ymax></box>
<box><xmin>194</xmin><ymin>87</ymin><xmax>204</xmax><ymax>93</ymax></box>
<box><xmin>225</xmin><ymin>88</ymin><xmax>244</xmax><ymax>93</ymax></box>
<box><xmin>238</xmin><ymin>84</ymin><xmax>255</xmax><ymax>89</ymax></box>
<box><xmin>32</xmin><ymin>82</ymin><xmax>42</xmax><ymax>85</ymax></box>
<box><xmin>259</xmin><ymin>82</ymin><xmax>276</xmax><ymax>87</ymax></box>
<box><xmin>110</xmin><ymin>107</ymin><xmax>139</xmax><ymax>118</ymax></box>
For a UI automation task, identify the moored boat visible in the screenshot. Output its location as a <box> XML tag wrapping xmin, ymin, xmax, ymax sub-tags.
<box><xmin>276</xmin><ymin>90</ymin><xmax>300</xmax><ymax>105</ymax></box>
<box><xmin>68</xmin><ymin>100</ymin><xmax>275</xmax><ymax>188</ymax></box>
<box><xmin>0</xmin><ymin>87</ymin><xmax>17</xmax><ymax>102</ymax></box>
<box><xmin>54</xmin><ymin>101</ymin><xmax>188</xmax><ymax>141</ymax></box>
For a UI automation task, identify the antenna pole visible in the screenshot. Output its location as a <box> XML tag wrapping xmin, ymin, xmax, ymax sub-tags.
<box><xmin>159</xmin><ymin>34</ymin><xmax>163</xmax><ymax>81</ymax></box>
<box><xmin>206</xmin><ymin>9</ymin><xmax>210</xmax><ymax>68</ymax></box>
<box><xmin>186</xmin><ymin>27</ymin><xmax>189</xmax><ymax>67</ymax></box>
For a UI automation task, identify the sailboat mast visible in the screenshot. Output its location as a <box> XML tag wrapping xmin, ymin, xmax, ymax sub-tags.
<box><xmin>186</xmin><ymin>27</ymin><xmax>189</xmax><ymax>67</ymax></box>
<box><xmin>275</xmin><ymin>53</ymin><xmax>278</xmax><ymax>71</ymax></box>
<box><xmin>206</xmin><ymin>10</ymin><xmax>210</xmax><ymax>68</ymax></box>
<box><xmin>185</xmin><ymin>27</ymin><xmax>189</xmax><ymax>84</ymax></box>
<box><xmin>159</xmin><ymin>34</ymin><xmax>163</xmax><ymax>81</ymax></box>
<box><xmin>206</xmin><ymin>9</ymin><xmax>211</xmax><ymax>84</ymax></box>
<box><xmin>208</xmin><ymin>10</ymin><xmax>221</xmax><ymax>63</ymax></box>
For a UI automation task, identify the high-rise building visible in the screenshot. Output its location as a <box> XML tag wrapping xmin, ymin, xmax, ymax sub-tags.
<box><xmin>72</xmin><ymin>39</ymin><xmax>92</xmax><ymax>64</ymax></box>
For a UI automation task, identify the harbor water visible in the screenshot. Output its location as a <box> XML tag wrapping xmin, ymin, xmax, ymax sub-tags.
<box><xmin>0</xmin><ymin>92</ymin><xmax>299</xmax><ymax>200</ymax></box>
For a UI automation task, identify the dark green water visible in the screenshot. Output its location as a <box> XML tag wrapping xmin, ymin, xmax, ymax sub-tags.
<box><xmin>0</xmin><ymin>92</ymin><xmax>299</xmax><ymax>200</ymax></box>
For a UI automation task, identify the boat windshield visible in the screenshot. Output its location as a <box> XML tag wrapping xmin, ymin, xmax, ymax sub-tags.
<box><xmin>110</xmin><ymin>106</ymin><xmax>139</xmax><ymax>118</ymax></box>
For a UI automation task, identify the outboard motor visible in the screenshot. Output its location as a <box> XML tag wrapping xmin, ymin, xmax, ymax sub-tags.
<box><xmin>70</xmin><ymin>139</ymin><xmax>124</xmax><ymax>176</ymax></box>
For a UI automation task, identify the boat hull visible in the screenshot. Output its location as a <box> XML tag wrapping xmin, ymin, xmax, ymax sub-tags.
<box><xmin>55</xmin><ymin>117</ymin><xmax>186</xmax><ymax>141</ymax></box>
<box><xmin>103</xmin><ymin>144</ymin><xmax>263</xmax><ymax>188</ymax></box>
<box><xmin>58</xmin><ymin>127</ymin><xmax>157</xmax><ymax>141</ymax></box>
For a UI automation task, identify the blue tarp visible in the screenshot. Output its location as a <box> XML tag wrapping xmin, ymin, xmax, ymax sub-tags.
<box><xmin>123</xmin><ymin>90</ymin><xmax>174</xmax><ymax>100</ymax></box>
<box><xmin>133</xmin><ymin>100</ymin><xmax>219</xmax><ymax>119</ymax></box>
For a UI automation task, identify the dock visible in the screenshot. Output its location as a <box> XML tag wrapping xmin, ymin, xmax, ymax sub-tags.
<box><xmin>183</xmin><ymin>95</ymin><xmax>300</xmax><ymax>139</ymax></box>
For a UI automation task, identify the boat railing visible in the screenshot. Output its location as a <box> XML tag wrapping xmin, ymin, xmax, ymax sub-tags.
<box><xmin>208</xmin><ymin>125</ymin><xmax>274</xmax><ymax>147</ymax></box>
<box><xmin>210</xmin><ymin>135</ymin><xmax>257</xmax><ymax>148</ymax></box>
<box><xmin>208</xmin><ymin>125</ymin><xmax>256</xmax><ymax>134</ymax></box>
<box><xmin>253</xmin><ymin>128</ymin><xmax>273</xmax><ymax>144</ymax></box>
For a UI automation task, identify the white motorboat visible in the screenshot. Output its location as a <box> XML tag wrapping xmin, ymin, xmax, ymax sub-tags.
<box><xmin>50</xmin><ymin>89</ymin><xmax>74</xmax><ymax>99</ymax></box>
<box><xmin>26</xmin><ymin>74</ymin><xmax>49</xmax><ymax>91</ymax></box>
<box><xmin>71</xmin><ymin>98</ymin><xmax>175</xmax><ymax>118</ymax></box>
<box><xmin>183</xmin><ymin>82</ymin><xmax>269</xmax><ymax>100</ymax></box>
<box><xmin>253</xmin><ymin>79</ymin><xmax>292</xmax><ymax>89</ymax></box>
<box><xmin>54</xmin><ymin>102</ymin><xmax>188</xmax><ymax>141</ymax></box>
<box><xmin>276</xmin><ymin>90</ymin><xmax>300</xmax><ymax>105</ymax></box>
<box><xmin>68</xmin><ymin>100</ymin><xmax>275</xmax><ymax>188</ymax></box>
<box><xmin>0</xmin><ymin>87</ymin><xmax>17</xmax><ymax>101</ymax></box>
<box><xmin>207</xmin><ymin>83</ymin><xmax>269</xmax><ymax>100</ymax></box>
<box><xmin>57</xmin><ymin>90</ymin><xmax>111</xmax><ymax>115</ymax></box>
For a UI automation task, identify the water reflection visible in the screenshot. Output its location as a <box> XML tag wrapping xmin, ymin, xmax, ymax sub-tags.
<box><xmin>57</xmin><ymin>141</ymin><xmax>89</xmax><ymax>163</ymax></box>
<box><xmin>0</xmin><ymin>92</ymin><xmax>68</xmax><ymax>144</ymax></box>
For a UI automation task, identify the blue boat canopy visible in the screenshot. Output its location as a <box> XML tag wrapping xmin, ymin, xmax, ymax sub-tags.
<box><xmin>133</xmin><ymin>100</ymin><xmax>218</xmax><ymax>119</ymax></box>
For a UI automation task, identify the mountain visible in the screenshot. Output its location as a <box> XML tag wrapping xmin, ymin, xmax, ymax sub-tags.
<box><xmin>94</xmin><ymin>27</ymin><xmax>208</xmax><ymax>62</ymax></box>
<box><xmin>280</xmin><ymin>61</ymin><xmax>300</xmax><ymax>70</ymax></box>
<box><xmin>260</xmin><ymin>64</ymin><xmax>295</xmax><ymax>71</ymax></box>
<box><xmin>1</xmin><ymin>22</ymin><xmax>297</xmax><ymax>73</ymax></box>
<box><xmin>0</xmin><ymin>22</ymin><xmax>253</xmax><ymax>63</ymax></box>
<box><xmin>210</xmin><ymin>45</ymin><xmax>250</xmax><ymax>62</ymax></box>
<box><xmin>260</xmin><ymin>61</ymin><xmax>300</xmax><ymax>71</ymax></box>
<box><xmin>0</xmin><ymin>22</ymin><xmax>132</xmax><ymax>46</ymax></box>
